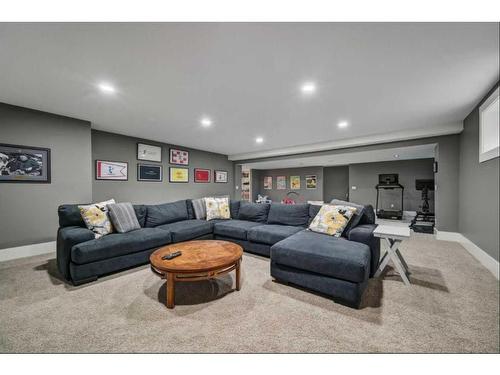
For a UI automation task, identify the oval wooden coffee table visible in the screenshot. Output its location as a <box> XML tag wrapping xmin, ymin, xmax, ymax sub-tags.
<box><xmin>150</xmin><ymin>240</ymin><xmax>243</xmax><ymax>309</ymax></box>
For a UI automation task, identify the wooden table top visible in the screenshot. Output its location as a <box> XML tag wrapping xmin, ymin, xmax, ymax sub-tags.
<box><xmin>150</xmin><ymin>240</ymin><xmax>243</xmax><ymax>274</ymax></box>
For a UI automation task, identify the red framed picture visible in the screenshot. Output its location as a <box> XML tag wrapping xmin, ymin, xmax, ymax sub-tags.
<box><xmin>194</xmin><ymin>168</ymin><xmax>211</xmax><ymax>183</ymax></box>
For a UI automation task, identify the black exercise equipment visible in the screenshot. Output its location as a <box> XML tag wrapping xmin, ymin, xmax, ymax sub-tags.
<box><xmin>410</xmin><ymin>179</ymin><xmax>435</xmax><ymax>233</ymax></box>
<box><xmin>376</xmin><ymin>174</ymin><xmax>404</xmax><ymax>220</ymax></box>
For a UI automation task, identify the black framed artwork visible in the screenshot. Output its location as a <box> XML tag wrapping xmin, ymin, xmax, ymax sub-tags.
<box><xmin>169</xmin><ymin>148</ymin><xmax>189</xmax><ymax>165</ymax></box>
<box><xmin>137</xmin><ymin>164</ymin><xmax>163</xmax><ymax>182</ymax></box>
<box><xmin>137</xmin><ymin>143</ymin><xmax>162</xmax><ymax>162</ymax></box>
<box><xmin>0</xmin><ymin>143</ymin><xmax>51</xmax><ymax>183</ymax></box>
<box><xmin>214</xmin><ymin>170</ymin><xmax>228</xmax><ymax>183</ymax></box>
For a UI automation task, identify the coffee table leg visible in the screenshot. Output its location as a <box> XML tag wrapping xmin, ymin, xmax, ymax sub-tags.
<box><xmin>166</xmin><ymin>272</ymin><xmax>175</xmax><ymax>309</ymax></box>
<box><xmin>235</xmin><ymin>259</ymin><xmax>241</xmax><ymax>291</ymax></box>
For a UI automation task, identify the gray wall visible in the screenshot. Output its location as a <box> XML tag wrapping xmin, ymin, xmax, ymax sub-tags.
<box><xmin>459</xmin><ymin>83</ymin><xmax>499</xmax><ymax>261</ymax></box>
<box><xmin>0</xmin><ymin>103</ymin><xmax>92</xmax><ymax>249</ymax></box>
<box><xmin>235</xmin><ymin>134</ymin><xmax>459</xmax><ymax>231</ymax></box>
<box><xmin>323</xmin><ymin>166</ymin><xmax>349</xmax><ymax>202</ymax></box>
<box><xmin>253</xmin><ymin>166</ymin><xmax>324</xmax><ymax>203</ymax></box>
<box><xmin>349</xmin><ymin>159</ymin><xmax>435</xmax><ymax>212</ymax></box>
<box><xmin>92</xmin><ymin>130</ymin><xmax>234</xmax><ymax>204</ymax></box>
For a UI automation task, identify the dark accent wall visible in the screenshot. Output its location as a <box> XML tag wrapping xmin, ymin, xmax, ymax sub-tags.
<box><xmin>459</xmin><ymin>82</ymin><xmax>499</xmax><ymax>261</ymax></box>
<box><xmin>349</xmin><ymin>159</ymin><xmax>435</xmax><ymax>212</ymax></box>
<box><xmin>0</xmin><ymin>103</ymin><xmax>92</xmax><ymax>249</ymax></box>
<box><xmin>323</xmin><ymin>166</ymin><xmax>349</xmax><ymax>202</ymax></box>
<box><xmin>92</xmin><ymin>130</ymin><xmax>234</xmax><ymax>204</ymax></box>
<box><xmin>252</xmin><ymin>167</ymin><xmax>324</xmax><ymax>203</ymax></box>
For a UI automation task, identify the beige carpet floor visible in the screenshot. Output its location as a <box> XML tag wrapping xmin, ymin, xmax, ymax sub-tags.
<box><xmin>0</xmin><ymin>235</ymin><xmax>498</xmax><ymax>353</ymax></box>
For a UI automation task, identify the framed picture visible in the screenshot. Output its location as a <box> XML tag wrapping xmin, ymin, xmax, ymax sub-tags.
<box><xmin>137</xmin><ymin>164</ymin><xmax>162</xmax><ymax>182</ymax></box>
<box><xmin>264</xmin><ymin>176</ymin><xmax>273</xmax><ymax>190</ymax></box>
<box><xmin>214</xmin><ymin>170</ymin><xmax>228</xmax><ymax>183</ymax></box>
<box><xmin>277</xmin><ymin>176</ymin><xmax>286</xmax><ymax>190</ymax></box>
<box><xmin>96</xmin><ymin>160</ymin><xmax>128</xmax><ymax>181</ymax></box>
<box><xmin>0</xmin><ymin>143</ymin><xmax>51</xmax><ymax>183</ymax></box>
<box><xmin>137</xmin><ymin>143</ymin><xmax>162</xmax><ymax>162</ymax></box>
<box><xmin>169</xmin><ymin>148</ymin><xmax>189</xmax><ymax>165</ymax></box>
<box><xmin>169</xmin><ymin>167</ymin><xmax>189</xmax><ymax>183</ymax></box>
<box><xmin>290</xmin><ymin>176</ymin><xmax>301</xmax><ymax>190</ymax></box>
<box><xmin>194</xmin><ymin>168</ymin><xmax>211</xmax><ymax>183</ymax></box>
<box><xmin>306</xmin><ymin>175</ymin><xmax>317</xmax><ymax>189</ymax></box>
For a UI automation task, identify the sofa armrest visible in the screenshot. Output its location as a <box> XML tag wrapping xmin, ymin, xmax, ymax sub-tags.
<box><xmin>57</xmin><ymin>226</ymin><xmax>95</xmax><ymax>281</ymax></box>
<box><xmin>347</xmin><ymin>224</ymin><xmax>380</xmax><ymax>277</ymax></box>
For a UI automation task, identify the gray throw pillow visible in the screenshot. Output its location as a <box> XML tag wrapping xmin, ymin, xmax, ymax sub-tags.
<box><xmin>108</xmin><ymin>202</ymin><xmax>141</xmax><ymax>233</ymax></box>
<box><xmin>330</xmin><ymin>199</ymin><xmax>365</xmax><ymax>236</ymax></box>
<box><xmin>191</xmin><ymin>198</ymin><xmax>207</xmax><ymax>220</ymax></box>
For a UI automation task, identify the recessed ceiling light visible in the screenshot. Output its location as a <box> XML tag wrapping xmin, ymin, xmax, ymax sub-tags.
<box><xmin>338</xmin><ymin>121</ymin><xmax>349</xmax><ymax>128</ymax></box>
<box><xmin>200</xmin><ymin>117</ymin><xmax>213</xmax><ymax>127</ymax></box>
<box><xmin>255</xmin><ymin>137</ymin><xmax>264</xmax><ymax>144</ymax></box>
<box><xmin>394</xmin><ymin>154</ymin><xmax>400</xmax><ymax>158</ymax></box>
<box><xmin>98</xmin><ymin>82</ymin><xmax>116</xmax><ymax>94</ymax></box>
<box><xmin>300</xmin><ymin>82</ymin><xmax>317</xmax><ymax>95</ymax></box>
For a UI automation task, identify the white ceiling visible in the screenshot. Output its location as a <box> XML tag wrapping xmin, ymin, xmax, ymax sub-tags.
<box><xmin>0</xmin><ymin>23</ymin><xmax>498</xmax><ymax>159</ymax></box>
<box><xmin>242</xmin><ymin>143</ymin><xmax>436</xmax><ymax>170</ymax></box>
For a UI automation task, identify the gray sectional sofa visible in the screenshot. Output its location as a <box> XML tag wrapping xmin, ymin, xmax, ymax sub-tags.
<box><xmin>57</xmin><ymin>199</ymin><xmax>379</xmax><ymax>308</ymax></box>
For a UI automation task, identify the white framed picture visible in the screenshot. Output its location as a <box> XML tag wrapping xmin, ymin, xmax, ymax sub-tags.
<box><xmin>137</xmin><ymin>143</ymin><xmax>162</xmax><ymax>162</ymax></box>
<box><xmin>214</xmin><ymin>170</ymin><xmax>228</xmax><ymax>183</ymax></box>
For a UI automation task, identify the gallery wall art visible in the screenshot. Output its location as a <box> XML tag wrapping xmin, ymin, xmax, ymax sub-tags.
<box><xmin>194</xmin><ymin>168</ymin><xmax>211</xmax><ymax>183</ymax></box>
<box><xmin>169</xmin><ymin>167</ymin><xmax>189</xmax><ymax>182</ymax></box>
<box><xmin>290</xmin><ymin>176</ymin><xmax>301</xmax><ymax>190</ymax></box>
<box><xmin>137</xmin><ymin>164</ymin><xmax>162</xmax><ymax>181</ymax></box>
<box><xmin>169</xmin><ymin>148</ymin><xmax>189</xmax><ymax>165</ymax></box>
<box><xmin>277</xmin><ymin>176</ymin><xmax>286</xmax><ymax>190</ymax></box>
<box><xmin>263</xmin><ymin>176</ymin><xmax>272</xmax><ymax>190</ymax></box>
<box><xmin>96</xmin><ymin>160</ymin><xmax>128</xmax><ymax>181</ymax></box>
<box><xmin>0</xmin><ymin>143</ymin><xmax>51</xmax><ymax>183</ymax></box>
<box><xmin>214</xmin><ymin>170</ymin><xmax>228</xmax><ymax>183</ymax></box>
<box><xmin>137</xmin><ymin>143</ymin><xmax>162</xmax><ymax>162</ymax></box>
<box><xmin>306</xmin><ymin>175</ymin><xmax>317</xmax><ymax>189</ymax></box>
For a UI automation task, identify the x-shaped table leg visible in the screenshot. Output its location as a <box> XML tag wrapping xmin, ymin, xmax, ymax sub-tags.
<box><xmin>375</xmin><ymin>238</ymin><xmax>411</xmax><ymax>286</ymax></box>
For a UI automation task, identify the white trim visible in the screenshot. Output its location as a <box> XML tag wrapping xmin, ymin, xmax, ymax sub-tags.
<box><xmin>0</xmin><ymin>241</ymin><xmax>56</xmax><ymax>262</ymax></box>
<box><xmin>434</xmin><ymin>229</ymin><xmax>499</xmax><ymax>280</ymax></box>
<box><xmin>229</xmin><ymin>123</ymin><xmax>463</xmax><ymax>161</ymax></box>
<box><xmin>479</xmin><ymin>86</ymin><xmax>499</xmax><ymax>163</ymax></box>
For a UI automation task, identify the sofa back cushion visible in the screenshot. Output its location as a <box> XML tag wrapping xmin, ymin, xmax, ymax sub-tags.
<box><xmin>238</xmin><ymin>202</ymin><xmax>270</xmax><ymax>223</ymax></box>
<box><xmin>58</xmin><ymin>204</ymin><xmax>87</xmax><ymax>227</ymax></box>
<box><xmin>230</xmin><ymin>200</ymin><xmax>241</xmax><ymax>219</ymax></box>
<box><xmin>145</xmin><ymin>200</ymin><xmax>189</xmax><ymax>227</ymax></box>
<box><xmin>267</xmin><ymin>203</ymin><xmax>310</xmax><ymax>227</ymax></box>
<box><xmin>308</xmin><ymin>204</ymin><xmax>322</xmax><ymax>225</ymax></box>
<box><xmin>133</xmin><ymin>205</ymin><xmax>147</xmax><ymax>227</ymax></box>
<box><xmin>359</xmin><ymin>204</ymin><xmax>376</xmax><ymax>225</ymax></box>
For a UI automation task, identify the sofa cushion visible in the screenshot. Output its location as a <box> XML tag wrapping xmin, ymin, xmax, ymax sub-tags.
<box><xmin>330</xmin><ymin>199</ymin><xmax>366</xmax><ymax>235</ymax></box>
<box><xmin>133</xmin><ymin>205</ymin><xmax>147</xmax><ymax>227</ymax></box>
<box><xmin>238</xmin><ymin>202</ymin><xmax>270</xmax><ymax>223</ymax></box>
<box><xmin>308</xmin><ymin>203</ymin><xmax>322</xmax><ymax>225</ymax></box>
<box><xmin>230</xmin><ymin>200</ymin><xmax>240</xmax><ymax>219</ymax></box>
<box><xmin>359</xmin><ymin>204</ymin><xmax>376</xmax><ymax>225</ymax></box>
<box><xmin>58</xmin><ymin>204</ymin><xmax>87</xmax><ymax>227</ymax></box>
<box><xmin>270</xmin><ymin>230</ymin><xmax>370</xmax><ymax>283</ymax></box>
<box><xmin>145</xmin><ymin>200</ymin><xmax>189</xmax><ymax>227</ymax></box>
<box><xmin>156</xmin><ymin>219</ymin><xmax>213</xmax><ymax>243</ymax></box>
<box><xmin>267</xmin><ymin>203</ymin><xmax>310</xmax><ymax>227</ymax></box>
<box><xmin>213</xmin><ymin>219</ymin><xmax>262</xmax><ymax>240</ymax></box>
<box><xmin>71</xmin><ymin>228</ymin><xmax>172</xmax><ymax>264</ymax></box>
<box><xmin>247</xmin><ymin>224</ymin><xmax>303</xmax><ymax>245</ymax></box>
<box><xmin>108</xmin><ymin>202</ymin><xmax>141</xmax><ymax>233</ymax></box>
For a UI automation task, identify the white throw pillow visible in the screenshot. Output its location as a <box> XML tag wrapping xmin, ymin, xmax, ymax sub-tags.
<box><xmin>308</xmin><ymin>204</ymin><xmax>357</xmax><ymax>237</ymax></box>
<box><xmin>79</xmin><ymin>199</ymin><xmax>116</xmax><ymax>239</ymax></box>
<box><xmin>204</xmin><ymin>197</ymin><xmax>230</xmax><ymax>220</ymax></box>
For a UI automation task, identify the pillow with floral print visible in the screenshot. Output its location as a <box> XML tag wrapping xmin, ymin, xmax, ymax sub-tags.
<box><xmin>79</xmin><ymin>199</ymin><xmax>116</xmax><ymax>239</ymax></box>
<box><xmin>204</xmin><ymin>197</ymin><xmax>230</xmax><ymax>220</ymax></box>
<box><xmin>308</xmin><ymin>204</ymin><xmax>357</xmax><ymax>237</ymax></box>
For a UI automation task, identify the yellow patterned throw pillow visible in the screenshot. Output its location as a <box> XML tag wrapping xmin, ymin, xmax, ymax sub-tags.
<box><xmin>204</xmin><ymin>197</ymin><xmax>230</xmax><ymax>220</ymax></box>
<box><xmin>79</xmin><ymin>199</ymin><xmax>116</xmax><ymax>239</ymax></box>
<box><xmin>308</xmin><ymin>204</ymin><xmax>357</xmax><ymax>237</ymax></box>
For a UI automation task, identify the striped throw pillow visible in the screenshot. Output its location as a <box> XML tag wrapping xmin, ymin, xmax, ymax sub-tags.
<box><xmin>191</xmin><ymin>198</ymin><xmax>207</xmax><ymax>220</ymax></box>
<box><xmin>108</xmin><ymin>202</ymin><xmax>141</xmax><ymax>233</ymax></box>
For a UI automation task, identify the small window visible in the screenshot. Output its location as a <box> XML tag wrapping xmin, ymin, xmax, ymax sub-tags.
<box><xmin>479</xmin><ymin>86</ymin><xmax>499</xmax><ymax>163</ymax></box>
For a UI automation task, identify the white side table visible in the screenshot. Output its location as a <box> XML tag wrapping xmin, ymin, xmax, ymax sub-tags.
<box><xmin>373</xmin><ymin>225</ymin><xmax>411</xmax><ymax>285</ymax></box>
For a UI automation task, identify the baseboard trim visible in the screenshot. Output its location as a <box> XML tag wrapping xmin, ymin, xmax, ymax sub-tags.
<box><xmin>435</xmin><ymin>229</ymin><xmax>499</xmax><ymax>280</ymax></box>
<box><xmin>0</xmin><ymin>241</ymin><xmax>56</xmax><ymax>262</ymax></box>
